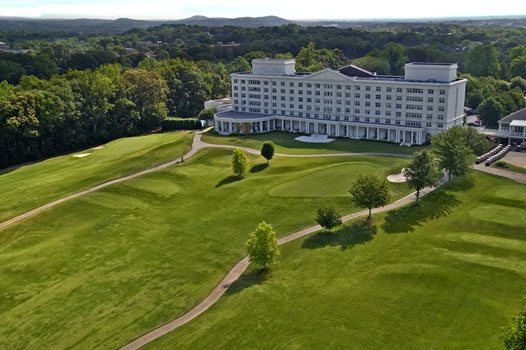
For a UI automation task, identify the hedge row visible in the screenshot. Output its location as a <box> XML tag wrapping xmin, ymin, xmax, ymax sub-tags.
<box><xmin>161</xmin><ymin>117</ymin><xmax>203</xmax><ymax>131</ymax></box>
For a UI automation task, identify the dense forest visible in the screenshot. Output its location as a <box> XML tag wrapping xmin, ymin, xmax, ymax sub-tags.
<box><xmin>1</xmin><ymin>22</ymin><xmax>526</xmax><ymax>168</ymax></box>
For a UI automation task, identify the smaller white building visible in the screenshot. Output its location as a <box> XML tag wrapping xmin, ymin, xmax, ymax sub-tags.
<box><xmin>484</xmin><ymin>108</ymin><xmax>526</xmax><ymax>144</ymax></box>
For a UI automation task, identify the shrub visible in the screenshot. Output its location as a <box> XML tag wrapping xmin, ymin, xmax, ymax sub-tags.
<box><xmin>161</xmin><ymin>117</ymin><xmax>202</xmax><ymax>131</ymax></box>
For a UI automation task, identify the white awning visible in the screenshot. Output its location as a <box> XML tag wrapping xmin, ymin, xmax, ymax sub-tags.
<box><xmin>510</xmin><ymin>120</ymin><xmax>526</xmax><ymax>127</ymax></box>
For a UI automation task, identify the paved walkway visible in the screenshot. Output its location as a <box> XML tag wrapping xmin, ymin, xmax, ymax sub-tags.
<box><xmin>473</xmin><ymin>162</ymin><xmax>526</xmax><ymax>184</ymax></box>
<box><xmin>120</xmin><ymin>175</ymin><xmax>447</xmax><ymax>350</ymax></box>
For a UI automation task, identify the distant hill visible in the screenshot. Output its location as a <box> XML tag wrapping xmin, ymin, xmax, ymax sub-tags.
<box><xmin>1</xmin><ymin>15</ymin><xmax>526</xmax><ymax>35</ymax></box>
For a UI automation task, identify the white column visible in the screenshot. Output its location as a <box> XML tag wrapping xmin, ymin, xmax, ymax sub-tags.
<box><xmin>376</xmin><ymin>127</ymin><xmax>379</xmax><ymax>140</ymax></box>
<box><xmin>366</xmin><ymin>127</ymin><xmax>369</xmax><ymax>139</ymax></box>
<box><xmin>281</xmin><ymin>119</ymin><xmax>284</xmax><ymax>130</ymax></box>
<box><xmin>336</xmin><ymin>124</ymin><xmax>340</xmax><ymax>137</ymax></box>
<box><xmin>396</xmin><ymin>129</ymin><xmax>400</xmax><ymax>142</ymax></box>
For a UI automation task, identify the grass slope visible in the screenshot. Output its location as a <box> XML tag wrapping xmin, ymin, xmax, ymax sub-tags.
<box><xmin>0</xmin><ymin>148</ymin><xmax>410</xmax><ymax>350</ymax></box>
<box><xmin>493</xmin><ymin>161</ymin><xmax>526</xmax><ymax>174</ymax></box>
<box><xmin>201</xmin><ymin>130</ymin><xmax>429</xmax><ymax>155</ymax></box>
<box><xmin>0</xmin><ymin>132</ymin><xmax>193</xmax><ymax>222</ymax></box>
<box><xmin>145</xmin><ymin>172</ymin><xmax>526</xmax><ymax>350</ymax></box>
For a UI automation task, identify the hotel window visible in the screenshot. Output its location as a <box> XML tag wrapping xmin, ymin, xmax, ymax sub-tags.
<box><xmin>427</xmin><ymin>114</ymin><xmax>433</xmax><ymax>119</ymax></box>
<box><xmin>365</xmin><ymin>94</ymin><xmax>371</xmax><ymax>99</ymax></box>
<box><xmin>281</xmin><ymin>103</ymin><xmax>285</xmax><ymax>107</ymax></box>
<box><xmin>386</xmin><ymin>95</ymin><xmax>392</xmax><ymax>100</ymax></box>
<box><xmin>386</xmin><ymin>87</ymin><xmax>392</xmax><ymax>92</ymax></box>
<box><xmin>281</xmin><ymin>96</ymin><xmax>285</xmax><ymax>101</ymax></box>
<box><xmin>241</xmin><ymin>107</ymin><xmax>246</xmax><ymax>111</ymax></box>
<box><xmin>281</xmin><ymin>82</ymin><xmax>285</xmax><ymax>86</ymax></box>
<box><xmin>241</xmin><ymin>80</ymin><xmax>245</xmax><ymax>83</ymax></box>
<box><xmin>234</xmin><ymin>86</ymin><xmax>238</xmax><ymax>90</ymax></box>
<box><xmin>289</xmin><ymin>97</ymin><xmax>294</xmax><ymax>101</ymax></box>
<box><xmin>272</xmin><ymin>103</ymin><xmax>277</xmax><ymax>107</ymax></box>
<box><xmin>396</xmin><ymin>104</ymin><xmax>401</xmax><ymax>109</ymax></box>
<box><xmin>241</xmin><ymin>93</ymin><xmax>246</xmax><ymax>98</ymax></box>
<box><xmin>396</xmin><ymin>96</ymin><xmax>402</xmax><ymax>101</ymax></box>
<box><xmin>264</xmin><ymin>81</ymin><xmax>269</xmax><ymax>85</ymax></box>
<box><xmin>375</xmin><ymin>118</ymin><xmax>380</xmax><ymax>122</ymax></box>
<box><xmin>439</xmin><ymin>89</ymin><xmax>445</xmax><ymax>95</ymax></box>
<box><xmin>324</xmin><ymin>84</ymin><xmax>333</xmax><ymax>88</ymax></box>
<box><xmin>396</xmin><ymin>112</ymin><xmax>401</xmax><ymax>117</ymax></box>
<box><xmin>307</xmin><ymin>83</ymin><xmax>312</xmax><ymax>88</ymax></box>
<box><xmin>281</xmin><ymin>111</ymin><xmax>285</xmax><ymax>115</ymax></box>
<box><xmin>386</xmin><ymin>103</ymin><xmax>391</xmax><ymax>108</ymax></box>
<box><xmin>355</xmin><ymin>101</ymin><xmax>360</xmax><ymax>106</ymax></box>
<box><xmin>376</xmin><ymin>86</ymin><xmax>381</xmax><ymax>92</ymax></box>
<box><xmin>337</xmin><ymin>92</ymin><xmax>342</xmax><ymax>97</ymax></box>
<box><xmin>386</xmin><ymin>119</ymin><xmax>391</xmax><ymax>124</ymax></box>
<box><xmin>375</xmin><ymin>111</ymin><xmax>381</xmax><ymax>116</ymax></box>
<box><xmin>234</xmin><ymin>79</ymin><xmax>238</xmax><ymax>83</ymax></box>
<box><xmin>345</xmin><ymin>100</ymin><xmax>351</xmax><ymax>105</ymax></box>
<box><xmin>428</xmin><ymin>89</ymin><xmax>434</xmax><ymax>94</ymax></box>
<box><xmin>272</xmin><ymin>81</ymin><xmax>276</xmax><ymax>85</ymax></box>
<box><xmin>298</xmin><ymin>83</ymin><xmax>303</xmax><ymax>87</ymax></box>
<box><xmin>356</xmin><ymin>86</ymin><xmax>361</xmax><ymax>90</ymax></box>
<box><xmin>428</xmin><ymin>97</ymin><xmax>433</xmax><ymax>103</ymax></box>
<box><xmin>438</xmin><ymin>114</ymin><xmax>444</xmax><ymax>120</ymax></box>
<box><xmin>439</xmin><ymin>98</ymin><xmax>445</xmax><ymax>103</ymax></box>
<box><xmin>427</xmin><ymin>106</ymin><xmax>433</xmax><ymax>111</ymax></box>
<box><xmin>426</xmin><ymin>122</ymin><xmax>432</xmax><ymax>127</ymax></box>
<box><xmin>337</xmin><ymin>100</ymin><xmax>342</xmax><ymax>105</ymax></box>
<box><xmin>290</xmin><ymin>104</ymin><xmax>294</xmax><ymax>108</ymax></box>
<box><xmin>264</xmin><ymin>88</ymin><xmax>268</xmax><ymax>92</ymax></box>
<box><xmin>354</xmin><ymin>116</ymin><xmax>360</xmax><ymax>120</ymax></box>
<box><xmin>397</xmin><ymin>87</ymin><xmax>402</xmax><ymax>93</ymax></box>
<box><xmin>290</xmin><ymin>82</ymin><xmax>294</xmax><ymax>87</ymax></box>
<box><xmin>355</xmin><ymin>93</ymin><xmax>360</xmax><ymax>98</ymax></box>
<box><xmin>365</xmin><ymin>117</ymin><xmax>370</xmax><ymax>121</ymax></box>
<box><xmin>345</xmin><ymin>85</ymin><xmax>351</xmax><ymax>90</ymax></box>
<box><xmin>365</xmin><ymin>110</ymin><xmax>370</xmax><ymax>115</ymax></box>
<box><xmin>299</xmin><ymin>97</ymin><xmax>303</xmax><ymax>102</ymax></box>
<box><xmin>264</xmin><ymin>109</ymin><xmax>268</xmax><ymax>113</ymax></box>
<box><xmin>281</xmin><ymin>89</ymin><xmax>285</xmax><ymax>93</ymax></box>
<box><xmin>272</xmin><ymin>96</ymin><xmax>277</xmax><ymax>100</ymax></box>
<box><xmin>316</xmin><ymin>98</ymin><xmax>321</xmax><ymax>103</ymax></box>
<box><xmin>307</xmin><ymin>98</ymin><xmax>312</xmax><ymax>102</ymax></box>
<box><xmin>289</xmin><ymin>89</ymin><xmax>294</xmax><ymax>94</ymax></box>
<box><xmin>299</xmin><ymin>112</ymin><xmax>303</xmax><ymax>116</ymax></box>
<box><xmin>272</xmin><ymin>88</ymin><xmax>276</xmax><ymax>93</ymax></box>
<box><xmin>345</xmin><ymin>108</ymin><xmax>351</xmax><ymax>113</ymax></box>
<box><xmin>386</xmin><ymin>111</ymin><xmax>391</xmax><ymax>116</ymax></box>
<box><xmin>438</xmin><ymin>106</ymin><xmax>445</xmax><ymax>112</ymax></box>
<box><xmin>234</xmin><ymin>93</ymin><xmax>238</xmax><ymax>97</ymax></box>
<box><xmin>396</xmin><ymin>120</ymin><xmax>401</xmax><ymax>125</ymax></box>
<box><xmin>298</xmin><ymin>90</ymin><xmax>303</xmax><ymax>95</ymax></box>
<box><xmin>306</xmin><ymin>113</ymin><xmax>311</xmax><ymax>117</ymax></box>
<box><xmin>376</xmin><ymin>94</ymin><xmax>381</xmax><ymax>100</ymax></box>
<box><xmin>336</xmin><ymin>85</ymin><xmax>342</xmax><ymax>89</ymax></box>
<box><xmin>337</xmin><ymin>107</ymin><xmax>342</xmax><ymax>113</ymax></box>
<box><xmin>316</xmin><ymin>91</ymin><xmax>321</xmax><ymax>96</ymax></box>
<box><xmin>366</xmin><ymin>86</ymin><xmax>371</xmax><ymax>91</ymax></box>
<box><xmin>365</xmin><ymin>102</ymin><xmax>370</xmax><ymax>107</ymax></box>
<box><xmin>315</xmin><ymin>84</ymin><xmax>321</xmax><ymax>88</ymax></box>
<box><xmin>438</xmin><ymin>123</ymin><xmax>443</xmax><ymax>128</ymax></box>
<box><xmin>375</xmin><ymin>102</ymin><xmax>381</xmax><ymax>107</ymax></box>
<box><xmin>307</xmin><ymin>91</ymin><xmax>312</xmax><ymax>95</ymax></box>
<box><xmin>346</xmin><ymin>93</ymin><xmax>351</xmax><ymax>98</ymax></box>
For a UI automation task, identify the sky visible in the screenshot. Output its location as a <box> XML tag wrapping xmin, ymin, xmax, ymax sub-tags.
<box><xmin>0</xmin><ymin>0</ymin><xmax>525</xmax><ymax>20</ymax></box>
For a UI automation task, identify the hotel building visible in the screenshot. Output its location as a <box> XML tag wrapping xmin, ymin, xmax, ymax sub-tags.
<box><xmin>214</xmin><ymin>58</ymin><xmax>467</xmax><ymax>145</ymax></box>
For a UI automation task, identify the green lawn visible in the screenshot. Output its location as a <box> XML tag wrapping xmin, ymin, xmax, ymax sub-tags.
<box><xmin>145</xmin><ymin>172</ymin><xmax>526</xmax><ymax>350</ymax></box>
<box><xmin>201</xmin><ymin>130</ymin><xmax>429</xmax><ymax>155</ymax></box>
<box><xmin>0</xmin><ymin>131</ymin><xmax>193</xmax><ymax>222</ymax></box>
<box><xmin>0</xmin><ymin>148</ymin><xmax>410</xmax><ymax>350</ymax></box>
<box><xmin>493</xmin><ymin>161</ymin><xmax>526</xmax><ymax>174</ymax></box>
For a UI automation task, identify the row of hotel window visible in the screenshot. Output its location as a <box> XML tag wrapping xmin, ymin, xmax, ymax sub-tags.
<box><xmin>234</xmin><ymin>79</ymin><xmax>447</xmax><ymax>95</ymax></box>
<box><xmin>234</xmin><ymin>99</ymin><xmax>446</xmax><ymax>112</ymax></box>
<box><xmin>235</xmin><ymin>86</ymin><xmax>447</xmax><ymax>98</ymax></box>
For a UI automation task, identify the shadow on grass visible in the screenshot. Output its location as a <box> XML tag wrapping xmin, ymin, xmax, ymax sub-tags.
<box><xmin>382</xmin><ymin>190</ymin><xmax>461</xmax><ymax>234</ymax></box>
<box><xmin>225</xmin><ymin>268</ymin><xmax>271</xmax><ymax>295</ymax></box>
<box><xmin>302</xmin><ymin>220</ymin><xmax>376</xmax><ymax>251</ymax></box>
<box><xmin>215</xmin><ymin>175</ymin><xmax>242</xmax><ymax>188</ymax></box>
<box><xmin>250</xmin><ymin>163</ymin><xmax>268</xmax><ymax>173</ymax></box>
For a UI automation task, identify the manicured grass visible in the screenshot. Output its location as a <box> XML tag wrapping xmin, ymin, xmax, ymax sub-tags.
<box><xmin>201</xmin><ymin>130</ymin><xmax>429</xmax><ymax>155</ymax></box>
<box><xmin>0</xmin><ymin>148</ymin><xmax>410</xmax><ymax>350</ymax></box>
<box><xmin>493</xmin><ymin>160</ymin><xmax>526</xmax><ymax>174</ymax></box>
<box><xmin>144</xmin><ymin>172</ymin><xmax>526</xmax><ymax>350</ymax></box>
<box><xmin>0</xmin><ymin>132</ymin><xmax>193</xmax><ymax>222</ymax></box>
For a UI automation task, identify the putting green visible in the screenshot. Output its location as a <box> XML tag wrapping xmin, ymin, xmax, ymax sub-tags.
<box><xmin>269</xmin><ymin>162</ymin><xmax>380</xmax><ymax>197</ymax></box>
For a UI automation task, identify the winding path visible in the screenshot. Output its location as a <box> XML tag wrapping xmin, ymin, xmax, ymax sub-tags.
<box><xmin>119</xmin><ymin>175</ymin><xmax>448</xmax><ymax>350</ymax></box>
<box><xmin>0</xmin><ymin>131</ymin><xmax>411</xmax><ymax>231</ymax></box>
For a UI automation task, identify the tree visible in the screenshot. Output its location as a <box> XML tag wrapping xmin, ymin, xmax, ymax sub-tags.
<box><xmin>316</xmin><ymin>206</ymin><xmax>342</xmax><ymax>233</ymax></box>
<box><xmin>260</xmin><ymin>141</ymin><xmax>275</xmax><ymax>165</ymax></box>
<box><xmin>466</xmin><ymin>44</ymin><xmax>500</xmax><ymax>77</ymax></box>
<box><xmin>349</xmin><ymin>174</ymin><xmax>391</xmax><ymax>220</ymax></box>
<box><xmin>510</xmin><ymin>77</ymin><xmax>526</xmax><ymax>93</ymax></box>
<box><xmin>476</xmin><ymin>96</ymin><xmax>505</xmax><ymax>128</ymax></box>
<box><xmin>510</xmin><ymin>56</ymin><xmax>526</xmax><ymax>79</ymax></box>
<box><xmin>352</xmin><ymin>56</ymin><xmax>391</xmax><ymax>75</ymax></box>
<box><xmin>231</xmin><ymin>148</ymin><xmax>249</xmax><ymax>177</ymax></box>
<box><xmin>432</xmin><ymin>126</ymin><xmax>474</xmax><ymax>181</ymax></box>
<box><xmin>198</xmin><ymin>107</ymin><xmax>216</xmax><ymax>121</ymax></box>
<box><xmin>244</xmin><ymin>221</ymin><xmax>280</xmax><ymax>270</ymax></box>
<box><xmin>403</xmin><ymin>150</ymin><xmax>440</xmax><ymax>203</ymax></box>
<box><xmin>463</xmin><ymin>127</ymin><xmax>492</xmax><ymax>156</ymax></box>
<box><xmin>384</xmin><ymin>42</ymin><xmax>408</xmax><ymax>75</ymax></box>
<box><xmin>502</xmin><ymin>299</ymin><xmax>526</xmax><ymax>350</ymax></box>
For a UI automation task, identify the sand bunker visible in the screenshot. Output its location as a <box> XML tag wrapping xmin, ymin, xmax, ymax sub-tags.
<box><xmin>387</xmin><ymin>169</ymin><xmax>407</xmax><ymax>183</ymax></box>
<box><xmin>73</xmin><ymin>153</ymin><xmax>91</xmax><ymax>158</ymax></box>
<box><xmin>92</xmin><ymin>145</ymin><xmax>105</xmax><ymax>150</ymax></box>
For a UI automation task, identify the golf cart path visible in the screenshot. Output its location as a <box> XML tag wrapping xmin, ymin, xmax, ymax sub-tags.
<box><xmin>0</xmin><ymin>131</ymin><xmax>410</xmax><ymax>231</ymax></box>
<box><xmin>119</xmin><ymin>174</ymin><xmax>448</xmax><ymax>350</ymax></box>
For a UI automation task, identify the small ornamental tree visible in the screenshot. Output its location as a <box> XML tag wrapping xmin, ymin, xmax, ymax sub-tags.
<box><xmin>432</xmin><ymin>126</ymin><xmax>474</xmax><ymax>181</ymax></box>
<box><xmin>503</xmin><ymin>300</ymin><xmax>526</xmax><ymax>350</ymax></box>
<box><xmin>349</xmin><ymin>174</ymin><xmax>391</xmax><ymax>220</ymax></box>
<box><xmin>403</xmin><ymin>150</ymin><xmax>440</xmax><ymax>203</ymax></box>
<box><xmin>197</xmin><ymin>107</ymin><xmax>216</xmax><ymax>121</ymax></box>
<box><xmin>260</xmin><ymin>141</ymin><xmax>275</xmax><ymax>165</ymax></box>
<box><xmin>231</xmin><ymin>148</ymin><xmax>249</xmax><ymax>178</ymax></box>
<box><xmin>316</xmin><ymin>206</ymin><xmax>342</xmax><ymax>233</ymax></box>
<box><xmin>244</xmin><ymin>221</ymin><xmax>281</xmax><ymax>270</ymax></box>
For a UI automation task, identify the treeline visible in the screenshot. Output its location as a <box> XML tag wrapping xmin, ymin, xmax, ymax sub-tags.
<box><xmin>0</xmin><ymin>59</ymin><xmax>229</xmax><ymax>168</ymax></box>
<box><xmin>4</xmin><ymin>22</ymin><xmax>526</xmax><ymax>83</ymax></box>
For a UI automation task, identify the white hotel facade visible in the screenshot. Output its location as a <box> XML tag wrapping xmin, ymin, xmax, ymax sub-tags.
<box><xmin>214</xmin><ymin>58</ymin><xmax>467</xmax><ymax>145</ymax></box>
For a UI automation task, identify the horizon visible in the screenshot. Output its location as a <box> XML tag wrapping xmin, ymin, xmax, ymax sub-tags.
<box><xmin>1</xmin><ymin>0</ymin><xmax>525</xmax><ymax>21</ymax></box>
